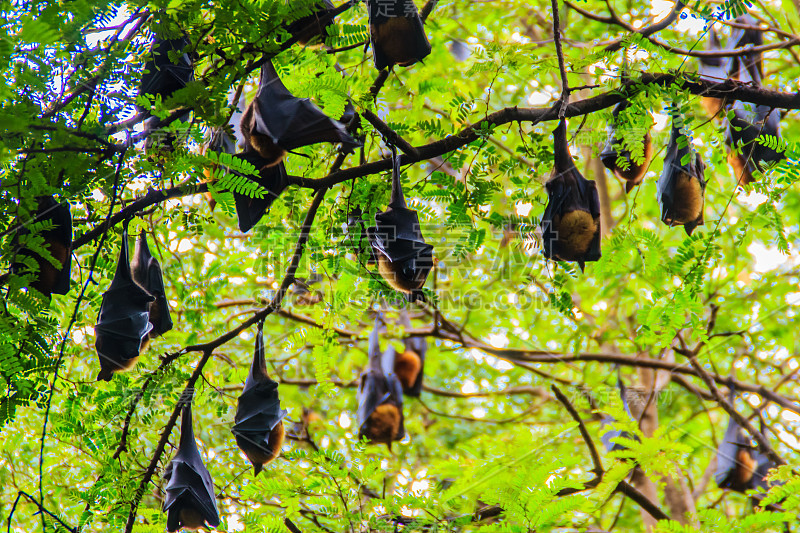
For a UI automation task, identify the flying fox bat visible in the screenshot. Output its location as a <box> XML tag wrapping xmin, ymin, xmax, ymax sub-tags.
<box><xmin>287</xmin><ymin>0</ymin><xmax>336</xmax><ymax>45</ymax></box>
<box><xmin>94</xmin><ymin>226</ymin><xmax>155</xmax><ymax>381</ymax></box>
<box><xmin>727</xmin><ymin>14</ymin><xmax>763</xmax><ymax>82</ymax></box>
<box><xmin>11</xmin><ymin>196</ymin><xmax>72</xmax><ymax>298</ymax></box>
<box><xmin>540</xmin><ymin>119</ymin><xmax>601</xmax><ymax>271</ymax></box>
<box><xmin>657</xmin><ymin>112</ymin><xmax>706</xmax><ymax>235</ymax></box>
<box><xmin>697</xmin><ymin>29</ymin><xmax>731</xmax><ymax>118</ymax></box>
<box><xmin>164</xmin><ymin>400</ymin><xmax>221</xmax><ymax>531</ymax></box>
<box><xmin>367</xmin><ymin>151</ymin><xmax>434</xmax><ymax>302</ymax></box>
<box><xmin>131</xmin><ymin>232</ymin><xmax>173</xmax><ymax>338</ymax></box>
<box><xmin>383</xmin><ymin>308</ymin><xmax>426</xmax><ymax>397</ymax></box>
<box><xmin>725</xmin><ymin>57</ymin><xmax>783</xmax><ymax>185</ymax></box>
<box><xmin>240</xmin><ymin>61</ymin><xmax>360</xmax><ymax>166</ymax></box>
<box><xmin>367</xmin><ymin>0</ymin><xmax>432</xmax><ymax>70</ymax></box>
<box><xmin>600</xmin><ymin>371</ymin><xmax>639</xmax><ymax>454</ymax></box>
<box><xmin>358</xmin><ymin>314</ymin><xmax>405</xmax><ymax>447</ymax></box>
<box><xmin>715</xmin><ymin>387</ymin><xmax>774</xmax><ymax>493</ymax></box>
<box><xmin>138</xmin><ymin>29</ymin><xmax>194</xmax><ymax>151</ymax></box>
<box><xmin>230</xmin><ymin>152</ymin><xmax>289</xmax><ymax>233</ymax></box>
<box><xmin>599</xmin><ymin>101</ymin><xmax>654</xmax><ymax>193</ymax></box>
<box><xmin>232</xmin><ymin>321</ymin><xmax>288</xmax><ymax>475</ymax></box>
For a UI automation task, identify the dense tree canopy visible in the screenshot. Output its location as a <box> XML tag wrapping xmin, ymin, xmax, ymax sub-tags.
<box><xmin>4</xmin><ymin>0</ymin><xmax>800</xmax><ymax>531</ymax></box>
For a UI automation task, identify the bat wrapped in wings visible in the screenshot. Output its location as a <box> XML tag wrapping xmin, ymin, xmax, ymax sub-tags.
<box><xmin>697</xmin><ymin>29</ymin><xmax>730</xmax><ymax>118</ymax></box>
<box><xmin>131</xmin><ymin>232</ymin><xmax>173</xmax><ymax>338</ymax></box>
<box><xmin>164</xmin><ymin>399</ymin><xmax>221</xmax><ymax>532</ymax></box>
<box><xmin>367</xmin><ymin>151</ymin><xmax>434</xmax><ymax>302</ymax></box>
<box><xmin>287</xmin><ymin>0</ymin><xmax>337</xmax><ymax>46</ymax></box>
<box><xmin>599</xmin><ymin>101</ymin><xmax>654</xmax><ymax>193</ymax></box>
<box><xmin>11</xmin><ymin>195</ymin><xmax>72</xmax><ymax>298</ymax></box>
<box><xmin>138</xmin><ymin>27</ymin><xmax>194</xmax><ymax>151</ymax></box>
<box><xmin>725</xmin><ymin>56</ymin><xmax>783</xmax><ymax>185</ymax></box>
<box><xmin>239</xmin><ymin>60</ymin><xmax>360</xmax><ymax>167</ymax></box>
<box><xmin>205</xmin><ymin>91</ymin><xmax>290</xmax><ymax>232</ymax></box>
<box><xmin>540</xmin><ymin>119</ymin><xmax>601</xmax><ymax>271</ymax></box>
<box><xmin>657</xmin><ymin>112</ymin><xmax>706</xmax><ymax>236</ymax></box>
<box><xmin>232</xmin><ymin>321</ymin><xmax>288</xmax><ymax>475</ymax></box>
<box><xmin>383</xmin><ymin>308</ymin><xmax>426</xmax><ymax>397</ymax></box>
<box><xmin>600</xmin><ymin>370</ymin><xmax>639</xmax><ymax>455</ymax></box>
<box><xmin>367</xmin><ymin>0</ymin><xmax>431</xmax><ymax>70</ymax></box>
<box><xmin>715</xmin><ymin>386</ymin><xmax>775</xmax><ymax>493</ymax></box>
<box><xmin>94</xmin><ymin>226</ymin><xmax>154</xmax><ymax>381</ymax></box>
<box><xmin>357</xmin><ymin>314</ymin><xmax>405</xmax><ymax>447</ymax></box>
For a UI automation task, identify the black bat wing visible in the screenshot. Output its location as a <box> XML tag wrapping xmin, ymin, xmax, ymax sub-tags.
<box><xmin>698</xmin><ymin>28</ymin><xmax>731</xmax><ymax>80</ymax></box>
<box><xmin>357</xmin><ymin>371</ymin><xmax>391</xmax><ymax>435</ymax></box>
<box><xmin>231</xmin><ymin>152</ymin><xmax>289</xmax><ymax>233</ymax></box>
<box><xmin>714</xmin><ymin>413</ymin><xmax>750</xmax><ymax>490</ymax></box>
<box><xmin>727</xmin><ymin>14</ymin><xmax>763</xmax><ymax>81</ymax></box>
<box><xmin>232</xmin><ymin>384</ymin><xmax>288</xmax><ymax>441</ymax></box>
<box><xmin>95</xmin><ymin>230</ymin><xmax>155</xmax><ymax>379</ymax></box>
<box><xmin>287</xmin><ymin>0</ymin><xmax>336</xmax><ymax>44</ymax></box>
<box><xmin>541</xmin><ymin>121</ymin><xmax>601</xmax><ymax>268</ymax></box>
<box><xmin>132</xmin><ymin>233</ymin><xmax>173</xmax><ymax>337</ymax></box>
<box><xmin>13</xmin><ymin>196</ymin><xmax>73</xmax><ymax>296</ymax></box>
<box><xmin>398</xmin><ymin>309</ymin><xmax>426</xmax><ymax>397</ymax></box>
<box><xmin>367</xmin><ymin>0</ymin><xmax>431</xmax><ymax>70</ymax></box>
<box><xmin>165</xmin><ymin>404</ymin><xmax>220</xmax><ymax>529</ymax></box>
<box><xmin>385</xmin><ymin>363</ymin><xmax>406</xmax><ymax>440</ymax></box>
<box><xmin>39</xmin><ymin>196</ymin><xmax>73</xmax><ymax>295</ymax></box>
<box><xmin>138</xmin><ymin>35</ymin><xmax>194</xmax><ymax>110</ymax></box>
<box><xmin>249</xmin><ymin>62</ymin><xmax>360</xmax><ymax>152</ymax></box>
<box><xmin>657</xmin><ymin>119</ymin><xmax>706</xmax><ymax>235</ymax></box>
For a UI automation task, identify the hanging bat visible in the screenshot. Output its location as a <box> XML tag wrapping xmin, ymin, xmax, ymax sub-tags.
<box><xmin>600</xmin><ymin>370</ymin><xmax>639</xmax><ymax>454</ymax></box>
<box><xmin>727</xmin><ymin>14</ymin><xmax>763</xmax><ymax>82</ymax></box>
<box><xmin>697</xmin><ymin>29</ymin><xmax>730</xmax><ymax>118</ymax></box>
<box><xmin>599</xmin><ymin>101</ymin><xmax>654</xmax><ymax>193</ymax></box>
<box><xmin>287</xmin><ymin>0</ymin><xmax>336</xmax><ymax>46</ymax></box>
<box><xmin>367</xmin><ymin>0</ymin><xmax>432</xmax><ymax>70</ymax></box>
<box><xmin>131</xmin><ymin>232</ymin><xmax>173</xmax><ymax>338</ymax></box>
<box><xmin>357</xmin><ymin>314</ymin><xmax>405</xmax><ymax>447</ymax></box>
<box><xmin>94</xmin><ymin>226</ymin><xmax>155</xmax><ymax>381</ymax></box>
<box><xmin>657</xmin><ymin>112</ymin><xmax>706</xmax><ymax>235</ymax></box>
<box><xmin>230</xmin><ymin>152</ymin><xmax>289</xmax><ymax>233</ymax></box>
<box><xmin>367</xmin><ymin>151</ymin><xmax>434</xmax><ymax>302</ymax></box>
<box><xmin>240</xmin><ymin>60</ymin><xmax>360</xmax><ymax>166</ymax></box>
<box><xmin>725</xmin><ymin>57</ymin><xmax>783</xmax><ymax>185</ymax></box>
<box><xmin>232</xmin><ymin>321</ymin><xmax>288</xmax><ymax>475</ymax></box>
<box><xmin>540</xmin><ymin>119</ymin><xmax>601</xmax><ymax>271</ymax></box>
<box><xmin>714</xmin><ymin>387</ymin><xmax>773</xmax><ymax>493</ymax></box>
<box><xmin>383</xmin><ymin>308</ymin><xmax>425</xmax><ymax>397</ymax></box>
<box><xmin>138</xmin><ymin>29</ymin><xmax>194</xmax><ymax>151</ymax></box>
<box><xmin>11</xmin><ymin>196</ymin><xmax>72</xmax><ymax>298</ymax></box>
<box><xmin>164</xmin><ymin>400</ymin><xmax>221</xmax><ymax>531</ymax></box>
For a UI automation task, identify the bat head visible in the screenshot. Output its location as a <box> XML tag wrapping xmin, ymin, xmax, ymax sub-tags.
<box><xmin>230</xmin><ymin>153</ymin><xmax>289</xmax><ymax>233</ymax></box>
<box><xmin>540</xmin><ymin>120</ymin><xmax>601</xmax><ymax>266</ymax></box>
